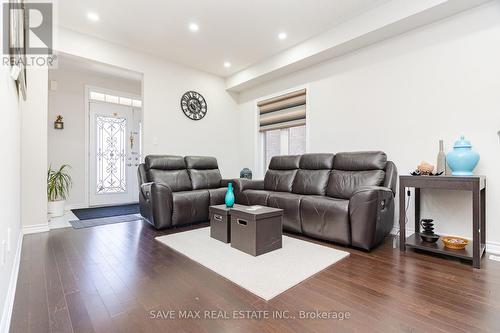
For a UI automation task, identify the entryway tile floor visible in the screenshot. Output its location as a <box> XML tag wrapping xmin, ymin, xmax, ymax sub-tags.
<box><xmin>49</xmin><ymin>210</ymin><xmax>78</xmax><ymax>229</ymax></box>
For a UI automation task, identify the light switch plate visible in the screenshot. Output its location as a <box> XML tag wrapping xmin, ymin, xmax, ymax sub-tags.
<box><xmin>49</xmin><ymin>80</ymin><xmax>58</xmax><ymax>91</ymax></box>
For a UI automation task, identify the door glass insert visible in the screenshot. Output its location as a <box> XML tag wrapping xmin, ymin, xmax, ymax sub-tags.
<box><xmin>95</xmin><ymin>115</ymin><xmax>127</xmax><ymax>194</ymax></box>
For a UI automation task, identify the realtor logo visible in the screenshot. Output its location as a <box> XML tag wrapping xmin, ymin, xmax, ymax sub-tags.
<box><xmin>3</xmin><ymin>1</ymin><xmax>53</xmax><ymax>55</ymax></box>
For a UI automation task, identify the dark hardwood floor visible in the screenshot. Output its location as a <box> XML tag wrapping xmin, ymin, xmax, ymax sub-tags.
<box><xmin>9</xmin><ymin>219</ymin><xmax>500</xmax><ymax>333</ymax></box>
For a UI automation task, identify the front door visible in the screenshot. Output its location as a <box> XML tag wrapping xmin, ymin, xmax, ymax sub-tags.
<box><xmin>89</xmin><ymin>101</ymin><xmax>141</xmax><ymax>206</ymax></box>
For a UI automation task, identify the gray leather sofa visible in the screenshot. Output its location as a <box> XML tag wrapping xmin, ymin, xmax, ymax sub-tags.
<box><xmin>234</xmin><ymin>152</ymin><xmax>397</xmax><ymax>251</ymax></box>
<box><xmin>138</xmin><ymin>155</ymin><xmax>230</xmax><ymax>229</ymax></box>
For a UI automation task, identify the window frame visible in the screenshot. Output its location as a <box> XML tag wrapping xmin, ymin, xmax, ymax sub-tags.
<box><xmin>263</xmin><ymin>126</ymin><xmax>306</xmax><ymax>172</ymax></box>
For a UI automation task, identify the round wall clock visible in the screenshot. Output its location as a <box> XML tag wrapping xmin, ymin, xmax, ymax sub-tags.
<box><xmin>180</xmin><ymin>91</ymin><xmax>207</xmax><ymax>121</ymax></box>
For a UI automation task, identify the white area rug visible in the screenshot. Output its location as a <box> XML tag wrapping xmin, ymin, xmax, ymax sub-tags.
<box><xmin>155</xmin><ymin>227</ymin><xmax>349</xmax><ymax>301</ymax></box>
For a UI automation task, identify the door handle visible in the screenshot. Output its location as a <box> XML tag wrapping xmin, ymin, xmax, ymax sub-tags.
<box><xmin>127</xmin><ymin>163</ymin><xmax>132</xmax><ymax>167</ymax></box>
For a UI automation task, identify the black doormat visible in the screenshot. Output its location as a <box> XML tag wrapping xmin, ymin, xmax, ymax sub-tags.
<box><xmin>69</xmin><ymin>214</ymin><xmax>142</xmax><ymax>229</ymax></box>
<box><xmin>72</xmin><ymin>203</ymin><xmax>140</xmax><ymax>220</ymax></box>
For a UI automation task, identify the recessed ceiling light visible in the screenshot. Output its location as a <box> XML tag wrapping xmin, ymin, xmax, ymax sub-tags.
<box><xmin>87</xmin><ymin>12</ymin><xmax>100</xmax><ymax>22</ymax></box>
<box><xmin>223</xmin><ymin>61</ymin><xmax>231</xmax><ymax>68</ymax></box>
<box><xmin>189</xmin><ymin>23</ymin><xmax>199</xmax><ymax>32</ymax></box>
<box><xmin>278</xmin><ymin>32</ymin><xmax>287</xmax><ymax>40</ymax></box>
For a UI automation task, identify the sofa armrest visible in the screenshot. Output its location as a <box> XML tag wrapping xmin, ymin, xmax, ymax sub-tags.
<box><xmin>149</xmin><ymin>183</ymin><xmax>174</xmax><ymax>229</ymax></box>
<box><xmin>349</xmin><ymin>186</ymin><xmax>395</xmax><ymax>251</ymax></box>
<box><xmin>140</xmin><ymin>182</ymin><xmax>154</xmax><ymax>199</ymax></box>
<box><xmin>220</xmin><ymin>179</ymin><xmax>234</xmax><ymax>188</ymax></box>
<box><xmin>233</xmin><ymin>179</ymin><xmax>264</xmax><ymax>191</ymax></box>
<box><xmin>233</xmin><ymin>179</ymin><xmax>264</xmax><ymax>201</ymax></box>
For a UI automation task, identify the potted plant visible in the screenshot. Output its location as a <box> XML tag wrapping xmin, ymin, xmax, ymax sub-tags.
<box><xmin>47</xmin><ymin>164</ymin><xmax>72</xmax><ymax>217</ymax></box>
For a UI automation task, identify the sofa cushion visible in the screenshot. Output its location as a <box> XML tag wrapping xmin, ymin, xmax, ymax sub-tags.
<box><xmin>292</xmin><ymin>170</ymin><xmax>330</xmax><ymax>195</ymax></box>
<box><xmin>188</xmin><ymin>169</ymin><xmax>222</xmax><ymax>189</ymax></box>
<box><xmin>333</xmin><ymin>151</ymin><xmax>387</xmax><ymax>171</ymax></box>
<box><xmin>145</xmin><ymin>155</ymin><xmax>192</xmax><ymax>192</ymax></box>
<box><xmin>148</xmin><ymin>169</ymin><xmax>192</xmax><ymax>192</ymax></box>
<box><xmin>145</xmin><ymin>155</ymin><xmax>186</xmax><ymax>170</ymax></box>
<box><xmin>264</xmin><ymin>170</ymin><xmax>297</xmax><ymax>192</ymax></box>
<box><xmin>268</xmin><ymin>192</ymin><xmax>303</xmax><ymax>233</ymax></box>
<box><xmin>239</xmin><ymin>190</ymin><xmax>273</xmax><ymax>206</ymax></box>
<box><xmin>299</xmin><ymin>153</ymin><xmax>334</xmax><ymax>169</ymax></box>
<box><xmin>185</xmin><ymin>156</ymin><xmax>222</xmax><ymax>190</ymax></box>
<box><xmin>300</xmin><ymin>196</ymin><xmax>350</xmax><ymax>245</ymax></box>
<box><xmin>185</xmin><ymin>156</ymin><xmax>219</xmax><ymax>169</ymax></box>
<box><xmin>292</xmin><ymin>153</ymin><xmax>334</xmax><ymax>195</ymax></box>
<box><xmin>326</xmin><ymin>170</ymin><xmax>385</xmax><ymax>199</ymax></box>
<box><xmin>268</xmin><ymin>155</ymin><xmax>300</xmax><ymax>170</ymax></box>
<box><xmin>208</xmin><ymin>187</ymin><xmax>227</xmax><ymax>206</ymax></box>
<box><xmin>171</xmin><ymin>190</ymin><xmax>209</xmax><ymax>226</ymax></box>
<box><xmin>264</xmin><ymin>155</ymin><xmax>300</xmax><ymax>192</ymax></box>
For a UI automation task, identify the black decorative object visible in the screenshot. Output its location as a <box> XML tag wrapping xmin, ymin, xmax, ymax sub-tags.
<box><xmin>410</xmin><ymin>170</ymin><xmax>444</xmax><ymax>176</ymax></box>
<box><xmin>240</xmin><ymin>168</ymin><xmax>252</xmax><ymax>179</ymax></box>
<box><xmin>419</xmin><ymin>219</ymin><xmax>439</xmax><ymax>243</ymax></box>
<box><xmin>180</xmin><ymin>91</ymin><xmax>207</xmax><ymax>120</ymax></box>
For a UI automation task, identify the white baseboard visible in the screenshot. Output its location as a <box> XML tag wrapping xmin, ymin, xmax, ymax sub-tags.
<box><xmin>22</xmin><ymin>223</ymin><xmax>49</xmax><ymax>235</ymax></box>
<box><xmin>486</xmin><ymin>242</ymin><xmax>500</xmax><ymax>255</ymax></box>
<box><xmin>391</xmin><ymin>226</ymin><xmax>500</xmax><ymax>255</ymax></box>
<box><xmin>0</xmin><ymin>232</ymin><xmax>23</xmax><ymax>333</ymax></box>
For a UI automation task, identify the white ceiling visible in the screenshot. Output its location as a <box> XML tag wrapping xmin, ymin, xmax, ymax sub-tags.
<box><xmin>55</xmin><ymin>0</ymin><xmax>388</xmax><ymax>77</ymax></box>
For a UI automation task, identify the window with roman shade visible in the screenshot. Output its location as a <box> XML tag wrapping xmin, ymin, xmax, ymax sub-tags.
<box><xmin>258</xmin><ymin>89</ymin><xmax>306</xmax><ymax>132</ymax></box>
<box><xmin>259</xmin><ymin>89</ymin><xmax>307</xmax><ymax>170</ymax></box>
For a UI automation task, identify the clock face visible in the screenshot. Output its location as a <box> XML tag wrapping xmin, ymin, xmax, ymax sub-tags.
<box><xmin>180</xmin><ymin>91</ymin><xmax>207</xmax><ymax>121</ymax></box>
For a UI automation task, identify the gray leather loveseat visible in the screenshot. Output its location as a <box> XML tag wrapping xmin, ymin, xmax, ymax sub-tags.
<box><xmin>138</xmin><ymin>155</ymin><xmax>230</xmax><ymax>229</ymax></box>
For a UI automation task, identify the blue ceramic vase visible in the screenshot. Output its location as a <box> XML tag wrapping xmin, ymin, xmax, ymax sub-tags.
<box><xmin>225</xmin><ymin>182</ymin><xmax>235</xmax><ymax>208</ymax></box>
<box><xmin>446</xmin><ymin>136</ymin><xmax>480</xmax><ymax>176</ymax></box>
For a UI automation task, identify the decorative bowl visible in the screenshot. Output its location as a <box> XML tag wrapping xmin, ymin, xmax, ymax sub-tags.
<box><xmin>442</xmin><ymin>236</ymin><xmax>469</xmax><ymax>250</ymax></box>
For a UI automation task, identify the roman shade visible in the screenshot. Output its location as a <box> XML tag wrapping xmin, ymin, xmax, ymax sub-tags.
<box><xmin>258</xmin><ymin>89</ymin><xmax>306</xmax><ymax>131</ymax></box>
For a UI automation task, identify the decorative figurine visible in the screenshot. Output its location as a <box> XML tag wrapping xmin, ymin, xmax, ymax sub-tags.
<box><xmin>419</xmin><ymin>219</ymin><xmax>439</xmax><ymax>243</ymax></box>
<box><xmin>54</xmin><ymin>115</ymin><xmax>64</xmax><ymax>129</ymax></box>
<box><xmin>240</xmin><ymin>168</ymin><xmax>252</xmax><ymax>179</ymax></box>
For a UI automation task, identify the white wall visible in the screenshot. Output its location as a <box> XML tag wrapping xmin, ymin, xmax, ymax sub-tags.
<box><xmin>0</xmin><ymin>14</ymin><xmax>22</xmax><ymax>333</ymax></box>
<box><xmin>237</xmin><ymin>2</ymin><xmax>500</xmax><ymax>247</ymax></box>
<box><xmin>55</xmin><ymin>28</ymin><xmax>241</xmax><ymax>178</ymax></box>
<box><xmin>48</xmin><ymin>68</ymin><xmax>141</xmax><ymax>208</ymax></box>
<box><xmin>20</xmin><ymin>66</ymin><xmax>49</xmax><ymax>230</ymax></box>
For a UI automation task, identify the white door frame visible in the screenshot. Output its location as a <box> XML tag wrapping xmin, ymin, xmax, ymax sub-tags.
<box><xmin>84</xmin><ymin>85</ymin><xmax>143</xmax><ymax>207</ymax></box>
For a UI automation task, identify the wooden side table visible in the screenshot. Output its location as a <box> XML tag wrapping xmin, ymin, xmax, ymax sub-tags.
<box><xmin>399</xmin><ymin>175</ymin><xmax>486</xmax><ymax>268</ymax></box>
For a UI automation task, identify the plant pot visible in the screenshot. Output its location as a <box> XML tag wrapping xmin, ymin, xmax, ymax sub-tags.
<box><xmin>48</xmin><ymin>200</ymin><xmax>66</xmax><ymax>217</ymax></box>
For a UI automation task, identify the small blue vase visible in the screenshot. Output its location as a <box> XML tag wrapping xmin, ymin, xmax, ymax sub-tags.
<box><xmin>446</xmin><ymin>135</ymin><xmax>480</xmax><ymax>176</ymax></box>
<box><xmin>225</xmin><ymin>182</ymin><xmax>235</xmax><ymax>208</ymax></box>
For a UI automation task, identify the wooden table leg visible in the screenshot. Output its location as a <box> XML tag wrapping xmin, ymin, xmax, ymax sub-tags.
<box><xmin>481</xmin><ymin>188</ymin><xmax>486</xmax><ymax>245</ymax></box>
<box><xmin>414</xmin><ymin>188</ymin><xmax>421</xmax><ymax>234</ymax></box>
<box><xmin>472</xmin><ymin>183</ymin><xmax>481</xmax><ymax>269</ymax></box>
<box><xmin>399</xmin><ymin>183</ymin><xmax>406</xmax><ymax>251</ymax></box>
